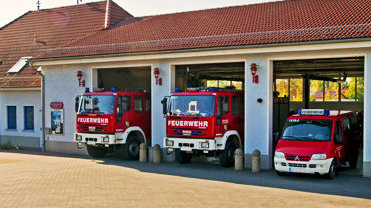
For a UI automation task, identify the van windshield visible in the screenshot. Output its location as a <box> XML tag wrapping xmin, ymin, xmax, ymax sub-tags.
<box><xmin>79</xmin><ymin>95</ymin><xmax>115</xmax><ymax>115</ymax></box>
<box><xmin>170</xmin><ymin>95</ymin><xmax>215</xmax><ymax>117</ymax></box>
<box><xmin>281</xmin><ymin>119</ymin><xmax>333</xmax><ymax>142</ymax></box>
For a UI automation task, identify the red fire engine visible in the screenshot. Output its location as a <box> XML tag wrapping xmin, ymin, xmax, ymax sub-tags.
<box><xmin>74</xmin><ymin>88</ymin><xmax>151</xmax><ymax>159</ymax></box>
<box><xmin>162</xmin><ymin>87</ymin><xmax>244</xmax><ymax>166</ymax></box>
<box><xmin>274</xmin><ymin>109</ymin><xmax>362</xmax><ymax>178</ymax></box>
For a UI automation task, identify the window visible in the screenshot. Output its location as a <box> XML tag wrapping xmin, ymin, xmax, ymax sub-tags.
<box><xmin>145</xmin><ymin>96</ymin><xmax>151</xmax><ymax>112</ymax></box>
<box><xmin>341</xmin><ymin>77</ymin><xmax>364</xmax><ymax>102</ymax></box>
<box><xmin>231</xmin><ymin>96</ymin><xmax>239</xmax><ymax>115</ymax></box>
<box><xmin>324</xmin><ymin>81</ymin><xmax>339</xmax><ymax>101</ymax></box>
<box><xmin>290</xmin><ymin>79</ymin><xmax>303</xmax><ymax>101</ymax></box>
<box><xmin>310</xmin><ymin>80</ymin><xmax>324</xmax><ymax>101</ymax></box>
<box><xmin>334</xmin><ymin>121</ymin><xmax>342</xmax><ymax>144</ymax></box>
<box><xmin>206</xmin><ymin>80</ymin><xmax>243</xmax><ymax>90</ymax></box>
<box><xmin>342</xmin><ymin>118</ymin><xmax>350</xmax><ymax>132</ymax></box>
<box><xmin>24</xmin><ymin>106</ymin><xmax>34</xmax><ymax>130</ymax></box>
<box><xmin>134</xmin><ymin>96</ymin><xmax>143</xmax><ymax>112</ymax></box>
<box><xmin>275</xmin><ymin>78</ymin><xmax>302</xmax><ymax>101</ymax></box>
<box><xmin>276</xmin><ymin>79</ymin><xmax>289</xmax><ymax>98</ymax></box>
<box><xmin>7</xmin><ymin>106</ymin><xmax>16</xmax><ymax>130</ymax></box>
<box><xmin>118</xmin><ymin>96</ymin><xmax>131</xmax><ymax>113</ymax></box>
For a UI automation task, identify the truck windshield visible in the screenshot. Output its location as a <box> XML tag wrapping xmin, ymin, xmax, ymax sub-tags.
<box><xmin>170</xmin><ymin>95</ymin><xmax>215</xmax><ymax>117</ymax></box>
<box><xmin>79</xmin><ymin>95</ymin><xmax>115</xmax><ymax>115</ymax></box>
<box><xmin>281</xmin><ymin>119</ymin><xmax>333</xmax><ymax>141</ymax></box>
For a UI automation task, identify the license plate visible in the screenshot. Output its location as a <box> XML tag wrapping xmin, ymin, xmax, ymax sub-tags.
<box><xmin>180</xmin><ymin>147</ymin><xmax>192</xmax><ymax>151</ymax></box>
<box><xmin>289</xmin><ymin>168</ymin><xmax>306</xmax><ymax>173</ymax></box>
<box><xmin>88</xmin><ymin>126</ymin><xmax>96</xmax><ymax>131</ymax></box>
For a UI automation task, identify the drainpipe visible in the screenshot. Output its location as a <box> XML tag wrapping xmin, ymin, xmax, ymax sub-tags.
<box><xmin>30</xmin><ymin>61</ymin><xmax>46</xmax><ymax>152</ymax></box>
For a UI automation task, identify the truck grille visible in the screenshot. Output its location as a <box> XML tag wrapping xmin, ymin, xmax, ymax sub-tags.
<box><xmin>288</xmin><ymin>163</ymin><xmax>307</xmax><ymax>168</ymax></box>
<box><xmin>285</xmin><ymin>155</ymin><xmax>310</xmax><ymax>161</ymax></box>
<box><xmin>81</xmin><ymin>124</ymin><xmax>105</xmax><ymax>132</ymax></box>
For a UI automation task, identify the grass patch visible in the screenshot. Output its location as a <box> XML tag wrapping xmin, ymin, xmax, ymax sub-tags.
<box><xmin>0</xmin><ymin>141</ymin><xmax>16</xmax><ymax>150</ymax></box>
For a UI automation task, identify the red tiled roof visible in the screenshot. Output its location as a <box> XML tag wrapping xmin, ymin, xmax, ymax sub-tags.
<box><xmin>38</xmin><ymin>0</ymin><xmax>371</xmax><ymax>59</ymax></box>
<box><xmin>0</xmin><ymin>0</ymin><xmax>132</xmax><ymax>88</ymax></box>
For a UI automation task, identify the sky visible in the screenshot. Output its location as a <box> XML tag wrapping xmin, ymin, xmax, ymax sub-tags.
<box><xmin>0</xmin><ymin>0</ymin><xmax>282</xmax><ymax>28</ymax></box>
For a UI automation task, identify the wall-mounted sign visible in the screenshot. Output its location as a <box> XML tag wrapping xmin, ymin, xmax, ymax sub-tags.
<box><xmin>50</xmin><ymin>102</ymin><xmax>64</xmax><ymax>109</ymax></box>
<box><xmin>51</xmin><ymin>109</ymin><xmax>64</xmax><ymax>135</ymax></box>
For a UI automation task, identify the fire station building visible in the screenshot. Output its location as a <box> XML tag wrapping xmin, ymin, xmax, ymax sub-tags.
<box><xmin>2</xmin><ymin>0</ymin><xmax>371</xmax><ymax>176</ymax></box>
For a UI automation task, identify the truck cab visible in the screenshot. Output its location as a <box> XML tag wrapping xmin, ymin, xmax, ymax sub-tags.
<box><xmin>74</xmin><ymin>89</ymin><xmax>151</xmax><ymax>159</ymax></box>
<box><xmin>162</xmin><ymin>87</ymin><xmax>244</xmax><ymax>166</ymax></box>
<box><xmin>274</xmin><ymin>109</ymin><xmax>362</xmax><ymax>178</ymax></box>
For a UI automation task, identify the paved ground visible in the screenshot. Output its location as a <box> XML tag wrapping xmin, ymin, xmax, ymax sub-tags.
<box><xmin>0</xmin><ymin>151</ymin><xmax>370</xmax><ymax>208</ymax></box>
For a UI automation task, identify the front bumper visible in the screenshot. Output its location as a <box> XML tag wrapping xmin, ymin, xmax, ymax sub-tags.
<box><xmin>164</xmin><ymin>137</ymin><xmax>217</xmax><ymax>151</ymax></box>
<box><xmin>274</xmin><ymin>157</ymin><xmax>333</xmax><ymax>175</ymax></box>
<box><xmin>74</xmin><ymin>133</ymin><xmax>117</xmax><ymax>146</ymax></box>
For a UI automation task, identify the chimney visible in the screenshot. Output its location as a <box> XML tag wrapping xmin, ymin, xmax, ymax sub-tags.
<box><xmin>103</xmin><ymin>0</ymin><xmax>112</xmax><ymax>29</ymax></box>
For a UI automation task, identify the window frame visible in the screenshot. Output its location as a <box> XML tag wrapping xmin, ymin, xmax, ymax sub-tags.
<box><xmin>7</xmin><ymin>105</ymin><xmax>17</xmax><ymax>130</ymax></box>
<box><xmin>23</xmin><ymin>106</ymin><xmax>35</xmax><ymax>131</ymax></box>
<box><xmin>134</xmin><ymin>96</ymin><xmax>144</xmax><ymax>113</ymax></box>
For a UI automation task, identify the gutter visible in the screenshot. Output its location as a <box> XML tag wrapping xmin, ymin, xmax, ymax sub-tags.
<box><xmin>33</xmin><ymin>38</ymin><xmax>371</xmax><ymax>63</ymax></box>
<box><xmin>29</xmin><ymin>61</ymin><xmax>46</xmax><ymax>152</ymax></box>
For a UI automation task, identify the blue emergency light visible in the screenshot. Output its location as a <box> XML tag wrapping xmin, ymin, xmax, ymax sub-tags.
<box><xmin>85</xmin><ymin>87</ymin><xmax>90</xmax><ymax>93</ymax></box>
<box><xmin>298</xmin><ymin>109</ymin><xmax>330</xmax><ymax>116</ymax></box>
<box><xmin>175</xmin><ymin>87</ymin><xmax>181</xmax><ymax>92</ymax></box>
<box><xmin>208</xmin><ymin>87</ymin><xmax>214</xmax><ymax>92</ymax></box>
<box><xmin>111</xmin><ymin>87</ymin><xmax>117</xmax><ymax>92</ymax></box>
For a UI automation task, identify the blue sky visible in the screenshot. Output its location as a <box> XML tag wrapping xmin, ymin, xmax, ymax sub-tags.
<box><xmin>0</xmin><ymin>0</ymin><xmax>281</xmax><ymax>28</ymax></box>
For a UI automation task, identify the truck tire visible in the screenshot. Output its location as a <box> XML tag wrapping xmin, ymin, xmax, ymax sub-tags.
<box><xmin>87</xmin><ymin>145</ymin><xmax>107</xmax><ymax>158</ymax></box>
<box><xmin>175</xmin><ymin>149</ymin><xmax>192</xmax><ymax>164</ymax></box>
<box><xmin>326</xmin><ymin>160</ymin><xmax>337</xmax><ymax>179</ymax></box>
<box><xmin>121</xmin><ymin>135</ymin><xmax>140</xmax><ymax>160</ymax></box>
<box><xmin>220</xmin><ymin>139</ymin><xmax>238</xmax><ymax>167</ymax></box>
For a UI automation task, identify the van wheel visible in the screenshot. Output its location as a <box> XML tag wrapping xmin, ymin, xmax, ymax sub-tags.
<box><xmin>121</xmin><ymin>135</ymin><xmax>141</xmax><ymax>160</ymax></box>
<box><xmin>326</xmin><ymin>160</ymin><xmax>337</xmax><ymax>179</ymax></box>
<box><xmin>175</xmin><ymin>149</ymin><xmax>192</xmax><ymax>164</ymax></box>
<box><xmin>87</xmin><ymin>145</ymin><xmax>107</xmax><ymax>158</ymax></box>
<box><xmin>220</xmin><ymin>140</ymin><xmax>238</xmax><ymax>167</ymax></box>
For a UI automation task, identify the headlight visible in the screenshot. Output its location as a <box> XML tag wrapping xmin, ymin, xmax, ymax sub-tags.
<box><xmin>102</xmin><ymin>136</ymin><xmax>109</xmax><ymax>143</ymax></box>
<box><xmin>201</xmin><ymin>142</ymin><xmax>209</xmax><ymax>148</ymax></box>
<box><xmin>76</xmin><ymin>135</ymin><xmax>82</xmax><ymax>141</ymax></box>
<box><xmin>275</xmin><ymin>151</ymin><xmax>285</xmax><ymax>158</ymax></box>
<box><xmin>166</xmin><ymin>140</ymin><xmax>174</xmax><ymax>146</ymax></box>
<box><xmin>311</xmin><ymin>154</ymin><xmax>327</xmax><ymax>160</ymax></box>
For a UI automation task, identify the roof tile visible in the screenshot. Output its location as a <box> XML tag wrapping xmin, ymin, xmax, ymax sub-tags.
<box><xmin>39</xmin><ymin>0</ymin><xmax>371</xmax><ymax>58</ymax></box>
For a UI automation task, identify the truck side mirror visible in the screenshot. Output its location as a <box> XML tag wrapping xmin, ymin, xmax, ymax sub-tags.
<box><xmin>75</xmin><ymin>96</ymin><xmax>80</xmax><ymax>113</ymax></box>
<box><xmin>161</xmin><ymin>97</ymin><xmax>169</xmax><ymax>116</ymax></box>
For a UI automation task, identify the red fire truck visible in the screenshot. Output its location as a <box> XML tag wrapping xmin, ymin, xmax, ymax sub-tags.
<box><xmin>274</xmin><ymin>109</ymin><xmax>362</xmax><ymax>178</ymax></box>
<box><xmin>162</xmin><ymin>87</ymin><xmax>244</xmax><ymax>166</ymax></box>
<box><xmin>74</xmin><ymin>88</ymin><xmax>151</xmax><ymax>159</ymax></box>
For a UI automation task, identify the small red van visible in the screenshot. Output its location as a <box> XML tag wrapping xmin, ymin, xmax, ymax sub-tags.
<box><xmin>274</xmin><ymin>109</ymin><xmax>362</xmax><ymax>178</ymax></box>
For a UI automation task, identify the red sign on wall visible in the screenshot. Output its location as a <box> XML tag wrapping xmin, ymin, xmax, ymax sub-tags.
<box><xmin>50</xmin><ymin>102</ymin><xmax>64</xmax><ymax>109</ymax></box>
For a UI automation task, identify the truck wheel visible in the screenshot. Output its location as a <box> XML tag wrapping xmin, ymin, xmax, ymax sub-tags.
<box><xmin>326</xmin><ymin>160</ymin><xmax>337</xmax><ymax>179</ymax></box>
<box><xmin>220</xmin><ymin>140</ymin><xmax>238</xmax><ymax>167</ymax></box>
<box><xmin>175</xmin><ymin>149</ymin><xmax>192</xmax><ymax>164</ymax></box>
<box><xmin>121</xmin><ymin>135</ymin><xmax>140</xmax><ymax>160</ymax></box>
<box><xmin>87</xmin><ymin>145</ymin><xmax>107</xmax><ymax>158</ymax></box>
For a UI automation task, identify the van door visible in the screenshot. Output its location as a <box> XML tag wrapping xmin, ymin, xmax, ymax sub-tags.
<box><xmin>333</xmin><ymin>121</ymin><xmax>345</xmax><ymax>164</ymax></box>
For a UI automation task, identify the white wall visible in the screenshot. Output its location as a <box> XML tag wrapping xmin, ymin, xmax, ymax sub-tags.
<box><xmin>151</xmin><ymin>63</ymin><xmax>174</xmax><ymax>147</ymax></box>
<box><xmin>363</xmin><ymin>50</ymin><xmax>371</xmax><ymax>177</ymax></box>
<box><xmin>245</xmin><ymin>56</ymin><xmax>273</xmax><ymax>168</ymax></box>
<box><xmin>0</xmin><ymin>90</ymin><xmax>41</xmax><ymax>146</ymax></box>
<box><xmin>43</xmin><ymin>66</ymin><xmax>91</xmax><ymax>142</ymax></box>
